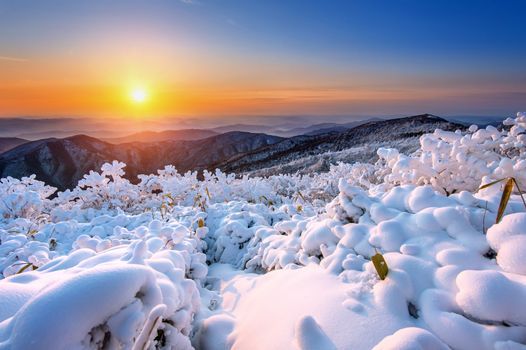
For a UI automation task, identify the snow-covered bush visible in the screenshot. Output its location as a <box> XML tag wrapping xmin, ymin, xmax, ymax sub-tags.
<box><xmin>0</xmin><ymin>175</ymin><xmax>55</xmax><ymax>221</ymax></box>
<box><xmin>0</xmin><ymin>213</ymin><xmax>206</xmax><ymax>348</ymax></box>
<box><xmin>378</xmin><ymin>112</ymin><xmax>526</xmax><ymax>194</ymax></box>
<box><xmin>55</xmin><ymin>161</ymin><xmax>143</xmax><ymax>213</ymax></box>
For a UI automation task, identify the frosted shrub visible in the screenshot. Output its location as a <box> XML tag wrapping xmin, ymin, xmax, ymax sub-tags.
<box><xmin>0</xmin><ymin>175</ymin><xmax>55</xmax><ymax>221</ymax></box>
<box><xmin>378</xmin><ymin>112</ymin><xmax>526</xmax><ymax>194</ymax></box>
<box><xmin>56</xmin><ymin>161</ymin><xmax>142</xmax><ymax>213</ymax></box>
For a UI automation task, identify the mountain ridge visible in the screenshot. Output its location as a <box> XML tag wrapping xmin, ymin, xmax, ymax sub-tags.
<box><xmin>217</xmin><ymin>114</ymin><xmax>464</xmax><ymax>175</ymax></box>
<box><xmin>0</xmin><ymin>132</ymin><xmax>283</xmax><ymax>190</ymax></box>
<box><xmin>0</xmin><ymin>114</ymin><xmax>465</xmax><ymax>190</ymax></box>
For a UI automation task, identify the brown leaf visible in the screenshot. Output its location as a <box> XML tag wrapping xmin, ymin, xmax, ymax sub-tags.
<box><xmin>496</xmin><ymin>178</ymin><xmax>513</xmax><ymax>223</ymax></box>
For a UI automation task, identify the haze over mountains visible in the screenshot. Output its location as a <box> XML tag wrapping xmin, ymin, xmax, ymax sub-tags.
<box><xmin>104</xmin><ymin>129</ymin><xmax>219</xmax><ymax>144</ymax></box>
<box><xmin>0</xmin><ymin>114</ymin><xmax>471</xmax><ymax>190</ymax></box>
<box><xmin>0</xmin><ymin>114</ymin><xmax>503</xmax><ymax>140</ymax></box>
<box><xmin>0</xmin><ymin>116</ymin><xmax>385</xmax><ymax>151</ymax></box>
<box><xmin>0</xmin><ymin>116</ymin><xmax>374</xmax><ymax>140</ymax></box>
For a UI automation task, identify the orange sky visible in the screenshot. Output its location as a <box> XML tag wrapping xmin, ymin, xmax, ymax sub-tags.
<box><xmin>0</xmin><ymin>55</ymin><xmax>401</xmax><ymax>117</ymax></box>
<box><xmin>2</xmin><ymin>54</ymin><xmax>522</xmax><ymax>118</ymax></box>
<box><xmin>1</xmin><ymin>0</ymin><xmax>525</xmax><ymax>118</ymax></box>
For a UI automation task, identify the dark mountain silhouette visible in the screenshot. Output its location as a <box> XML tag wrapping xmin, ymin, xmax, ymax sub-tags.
<box><xmin>0</xmin><ymin>132</ymin><xmax>283</xmax><ymax>190</ymax></box>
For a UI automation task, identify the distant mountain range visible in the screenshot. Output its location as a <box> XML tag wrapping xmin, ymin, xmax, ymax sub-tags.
<box><xmin>0</xmin><ymin>117</ymin><xmax>380</xmax><ymax>153</ymax></box>
<box><xmin>443</xmin><ymin>116</ymin><xmax>504</xmax><ymax>127</ymax></box>
<box><xmin>210</xmin><ymin>118</ymin><xmax>382</xmax><ymax>137</ymax></box>
<box><xmin>103</xmin><ymin>129</ymin><xmax>219</xmax><ymax>144</ymax></box>
<box><xmin>0</xmin><ymin>114</ymin><xmax>466</xmax><ymax>190</ymax></box>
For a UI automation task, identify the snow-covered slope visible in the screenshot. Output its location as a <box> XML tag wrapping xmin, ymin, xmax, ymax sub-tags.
<box><xmin>0</xmin><ymin>112</ymin><xmax>525</xmax><ymax>349</ymax></box>
<box><xmin>220</xmin><ymin>114</ymin><xmax>463</xmax><ymax>175</ymax></box>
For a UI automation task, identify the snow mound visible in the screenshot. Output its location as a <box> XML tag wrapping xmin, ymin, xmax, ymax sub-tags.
<box><xmin>0</xmin><ymin>233</ymin><xmax>203</xmax><ymax>349</ymax></box>
<box><xmin>372</xmin><ymin>327</ymin><xmax>448</xmax><ymax>350</ymax></box>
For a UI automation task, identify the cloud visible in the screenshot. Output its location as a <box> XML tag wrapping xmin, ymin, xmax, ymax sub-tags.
<box><xmin>0</xmin><ymin>56</ymin><xmax>28</xmax><ymax>62</ymax></box>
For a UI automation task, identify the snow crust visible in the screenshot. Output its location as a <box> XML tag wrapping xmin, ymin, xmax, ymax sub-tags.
<box><xmin>0</xmin><ymin>112</ymin><xmax>525</xmax><ymax>349</ymax></box>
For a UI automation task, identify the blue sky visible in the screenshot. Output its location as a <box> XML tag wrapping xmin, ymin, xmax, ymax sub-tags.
<box><xmin>0</xmin><ymin>0</ymin><xmax>525</xmax><ymax>117</ymax></box>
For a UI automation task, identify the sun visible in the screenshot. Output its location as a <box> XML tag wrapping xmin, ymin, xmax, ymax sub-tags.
<box><xmin>130</xmin><ymin>87</ymin><xmax>148</xmax><ymax>104</ymax></box>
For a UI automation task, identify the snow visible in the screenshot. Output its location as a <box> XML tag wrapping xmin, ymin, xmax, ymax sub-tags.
<box><xmin>372</xmin><ymin>327</ymin><xmax>448</xmax><ymax>350</ymax></box>
<box><xmin>487</xmin><ymin>213</ymin><xmax>526</xmax><ymax>275</ymax></box>
<box><xmin>487</xmin><ymin>212</ymin><xmax>526</xmax><ymax>250</ymax></box>
<box><xmin>456</xmin><ymin>270</ymin><xmax>526</xmax><ymax>326</ymax></box>
<box><xmin>0</xmin><ymin>112</ymin><xmax>525</xmax><ymax>349</ymax></box>
<box><xmin>202</xmin><ymin>264</ymin><xmax>408</xmax><ymax>349</ymax></box>
<box><xmin>497</xmin><ymin>236</ymin><xmax>526</xmax><ymax>275</ymax></box>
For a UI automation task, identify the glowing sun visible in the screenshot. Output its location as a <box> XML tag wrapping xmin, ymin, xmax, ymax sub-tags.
<box><xmin>130</xmin><ymin>87</ymin><xmax>148</xmax><ymax>103</ymax></box>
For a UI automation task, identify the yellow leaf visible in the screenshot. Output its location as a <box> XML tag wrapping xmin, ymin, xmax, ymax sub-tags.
<box><xmin>496</xmin><ymin>178</ymin><xmax>513</xmax><ymax>223</ymax></box>
<box><xmin>478</xmin><ymin>178</ymin><xmax>505</xmax><ymax>191</ymax></box>
<box><xmin>372</xmin><ymin>253</ymin><xmax>388</xmax><ymax>280</ymax></box>
<box><xmin>16</xmin><ymin>263</ymin><xmax>34</xmax><ymax>274</ymax></box>
<box><xmin>198</xmin><ymin>218</ymin><xmax>205</xmax><ymax>228</ymax></box>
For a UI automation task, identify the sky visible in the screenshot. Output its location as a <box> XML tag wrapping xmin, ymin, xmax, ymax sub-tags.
<box><xmin>0</xmin><ymin>0</ymin><xmax>525</xmax><ymax>120</ymax></box>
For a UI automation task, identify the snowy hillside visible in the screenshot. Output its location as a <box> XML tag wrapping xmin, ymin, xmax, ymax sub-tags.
<box><xmin>219</xmin><ymin>114</ymin><xmax>463</xmax><ymax>175</ymax></box>
<box><xmin>0</xmin><ymin>113</ymin><xmax>525</xmax><ymax>349</ymax></box>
